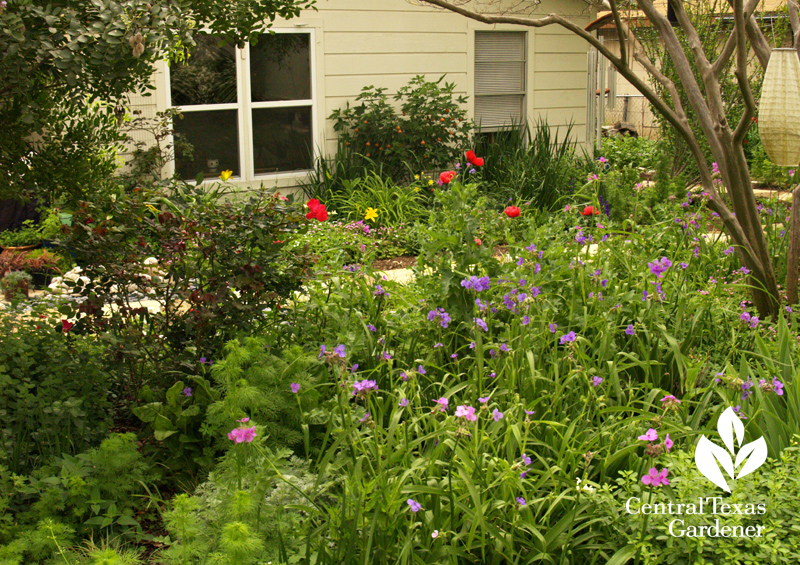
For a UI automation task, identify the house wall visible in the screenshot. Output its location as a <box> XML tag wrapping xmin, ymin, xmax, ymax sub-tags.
<box><xmin>121</xmin><ymin>0</ymin><xmax>594</xmax><ymax>192</ymax></box>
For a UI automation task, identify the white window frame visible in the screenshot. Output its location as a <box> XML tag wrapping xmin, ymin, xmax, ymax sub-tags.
<box><xmin>164</xmin><ymin>28</ymin><xmax>317</xmax><ymax>183</ymax></box>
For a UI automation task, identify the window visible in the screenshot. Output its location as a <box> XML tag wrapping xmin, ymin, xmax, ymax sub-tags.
<box><xmin>167</xmin><ymin>30</ymin><xmax>315</xmax><ymax>181</ymax></box>
<box><xmin>474</xmin><ymin>31</ymin><xmax>526</xmax><ymax>132</ymax></box>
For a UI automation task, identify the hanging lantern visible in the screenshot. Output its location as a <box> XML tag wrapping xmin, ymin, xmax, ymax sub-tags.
<box><xmin>759</xmin><ymin>48</ymin><xmax>800</xmax><ymax>167</ymax></box>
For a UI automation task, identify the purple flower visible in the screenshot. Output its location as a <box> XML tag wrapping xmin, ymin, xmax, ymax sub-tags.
<box><xmin>460</xmin><ymin>276</ymin><xmax>491</xmax><ymax>292</ymax></box>
<box><xmin>638</xmin><ymin>429</ymin><xmax>658</xmax><ymax>441</ymax></box>
<box><xmin>625</xmin><ymin>324</ymin><xmax>635</xmax><ymax>336</ymax></box>
<box><xmin>428</xmin><ymin>308</ymin><xmax>452</xmax><ymax>328</ymax></box>
<box><xmin>524</xmin><ymin>409</ymin><xmax>535</xmax><ymax>415</ymax></box>
<box><xmin>642</xmin><ymin>290</ymin><xmax>648</xmax><ymax>301</ymax></box>
<box><xmin>290</xmin><ymin>383</ymin><xmax>301</xmax><ymax>393</ymax></box>
<box><xmin>407</xmin><ymin>499</ymin><xmax>423</xmax><ymax>512</ymax></box>
<box><xmin>521</xmin><ymin>453</ymin><xmax>532</xmax><ymax>466</ymax></box>
<box><xmin>549</xmin><ymin>323</ymin><xmax>558</xmax><ymax>333</ymax></box>
<box><xmin>353</xmin><ymin>380</ymin><xmax>378</xmax><ymax>396</ymax></box>
<box><xmin>374</xmin><ymin>284</ymin><xmax>386</xmax><ymax>296</ymax></box>
<box><xmin>199</xmin><ymin>356</ymin><xmax>208</xmax><ymax>364</ymax></box>
<box><xmin>450</xmin><ymin>353</ymin><xmax>458</xmax><ymax>359</ymax></box>
<box><xmin>534</xmin><ymin>263</ymin><xmax>541</xmax><ymax>274</ymax></box>
<box><xmin>500</xmin><ymin>343</ymin><xmax>509</xmax><ymax>352</ymax></box>
<box><xmin>474</xmin><ymin>318</ymin><xmax>488</xmax><ymax>332</ymax></box>
<box><xmin>774</xmin><ymin>378</ymin><xmax>785</xmax><ymax>396</ymax></box>
<box><xmin>479</xmin><ymin>397</ymin><xmax>490</xmax><ymax>403</ymax></box>
<box><xmin>418</xmin><ymin>365</ymin><xmax>426</xmax><ymax>375</ymax></box>
<box><xmin>592</xmin><ymin>376</ymin><xmax>603</xmax><ymax>387</ymax></box>
<box><xmin>381</xmin><ymin>351</ymin><xmax>392</xmax><ymax>361</ymax></box>
<box><xmin>318</xmin><ymin>345</ymin><xmax>326</xmax><ymax>358</ymax></box>
<box><xmin>183</xmin><ymin>387</ymin><xmax>192</xmax><ymax>397</ymax></box>
<box><xmin>516</xmin><ymin>497</ymin><xmax>527</xmax><ymax>506</ymax></box>
<box><xmin>359</xmin><ymin>412</ymin><xmax>370</xmax><ymax>423</ymax></box>
<box><xmin>366</xmin><ymin>324</ymin><xmax>377</xmax><ymax>332</ymax></box>
<box><xmin>723</xmin><ymin>246</ymin><xmax>734</xmax><ymax>256</ymax></box>
<box><xmin>334</xmin><ymin>344</ymin><xmax>346</xmax><ymax>358</ymax></box>
<box><xmin>469</xmin><ymin>341</ymin><xmax>476</xmax><ymax>349</ymax></box>
<box><xmin>434</xmin><ymin>342</ymin><xmax>444</xmax><ymax>348</ymax></box>
<box><xmin>559</xmin><ymin>331</ymin><xmax>577</xmax><ymax>344</ymax></box>
<box><xmin>492</xmin><ymin>408</ymin><xmax>504</xmax><ymax>421</ymax></box>
<box><xmin>399</xmin><ymin>398</ymin><xmax>409</xmax><ymax>407</ymax></box>
<box><xmin>648</xmin><ymin>257</ymin><xmax>672</xmax><ymax>278</ymax></box>
<box><xmin>351</xmin><ymin>363</ymin><xmax>359</xmax><ymax>373</ymax></box>
<box><xmin>522</xmin><ymin>315</ymin><xmax>530</xmax><ymax>326</ymax></box>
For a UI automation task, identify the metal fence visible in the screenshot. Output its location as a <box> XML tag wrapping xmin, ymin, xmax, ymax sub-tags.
<box><xmin>604</xmin><ymin>94</ymin><xmax>662</xmax><ymax>140</ymax></box>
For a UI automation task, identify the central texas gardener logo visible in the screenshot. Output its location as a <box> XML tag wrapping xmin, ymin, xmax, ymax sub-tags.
<box><xmin>694</xmin><ymin>407</ymin><xmax>768</xmax><ymax>492</ymax></box>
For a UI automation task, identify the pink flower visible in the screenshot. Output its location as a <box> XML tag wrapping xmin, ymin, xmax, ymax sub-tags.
<box><xmin>228</xmin><ymin>426</ymin><xmax>257</xmax><ymax>443</ymax></box>
<box><xmin>455</xmin><ymin>405</ymin><xmax>477</xmax><ymax>421</ymax></box>
<box><xmin>641</xmin><ymin>467</ymin><xmax>669</xmax><ymax>486</ymax></box>
<box><xmin>434</xmin><ymin>397</ymin><xmax>449</xmax><ymax>412</ymax></box>
<box><xmin>664</xmin><ymin>433</ymin><xmax>673</xmax><ymax>452</ymax></box>
<box><xmin>638</xmin><ymin>428</ymin><xmax>658</xmax><ymax>441</ymax></box>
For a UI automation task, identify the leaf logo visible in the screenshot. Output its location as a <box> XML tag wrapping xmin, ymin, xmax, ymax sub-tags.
<box><xmin>694</xmin><ymin>407</ymin><xmax>767</xmax><ymax>492</ymax></box>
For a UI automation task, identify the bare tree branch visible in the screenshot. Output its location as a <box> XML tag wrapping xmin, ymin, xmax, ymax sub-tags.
<box><xmin>733</xmin><ymin>0</ymin><xmax>756</xmax><ymax>145</ymax></box>
<box><xmin>789</xmin><ymin>0</ymin><xmax>800</xmax><ymax>53</ymax></box>
<box><xmin>608</xmin><ymin>0</ymin><xmax>627</xmax><ymax>66</ymax></box>
<box><xmin>724</xmin><ymin>0</ymin><xmax>772</xmax><ymax>67</ymax></box>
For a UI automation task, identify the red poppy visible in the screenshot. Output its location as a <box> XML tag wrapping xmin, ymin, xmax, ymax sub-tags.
<box><xmin>440</xmin><ymin>171</ymin><xmax>457</xmax><ymax>184</ymax></box>
<box><xmin>504</xmin><ymin>206</ymin><xmax>521</xmax><ymax>218</ymax></box>
<box><xmin>581</xmin><ymin>206</ymin><xmax>600</xmax><ymax>216</ymax></box>
<box><xmin>466</xmin><ymin>150</ymin><xmax>485</xmax><ymax>167</ymax></box>
<box><xmin>306</xmin><ymin>198</ymin><xmax>328</xmax><ymax>222</ymax></box>
<box><xmin>62</xmin><ymin>320</ymin><xmax>74</xmax><ymax>332</ymax></box>
<box><xmin>474</xmin><ymin>237</ymin><xmax>482</xmax><ymax>246</ymax></box>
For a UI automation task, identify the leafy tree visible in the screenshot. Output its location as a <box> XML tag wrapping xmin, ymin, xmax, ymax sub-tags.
<box><xmin>0</xmin><ymin>0</ymin><xmax>315</xmax><ymax>203</ymax></box>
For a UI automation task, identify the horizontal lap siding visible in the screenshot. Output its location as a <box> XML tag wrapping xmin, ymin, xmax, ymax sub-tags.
<box><xmin>533</xmin><ymin>17</ymin><xmax>589</xmax><ymax>135</ymax></box>
<box><xmin>118</xmin><ymin>67</ymin><xmax>163</xmax><ymax>171</ymax></box>
<box><xmin>318</xmin><ymin>2</ymin><xmax>469</xmax><ymax>158</ymax></box>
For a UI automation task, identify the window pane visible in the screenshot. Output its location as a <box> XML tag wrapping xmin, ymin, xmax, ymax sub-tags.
<box><xmin>250</xmin><ymin>34</ymin><xmax>311</xmax><ymax>102</ymax></box>
<box><xmin>170</xmin><ymin>35</ymin><xmax>237</xmax><ymax>106</ymax></box>
<box><xmin>174</xmin><ymin>110</ymin><xmax>240</xmax><ymax>180</ymax></box>
<box><xmin>252</xmin><ymin>107</ymin><xmax>312</xmax><ymax>174</ymax></box>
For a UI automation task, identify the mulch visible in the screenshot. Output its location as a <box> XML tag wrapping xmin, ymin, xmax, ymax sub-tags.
<box><xmin>370</xmin><ymin>246</ymin><xmax>511</xmax><ymax>272</ymax></box>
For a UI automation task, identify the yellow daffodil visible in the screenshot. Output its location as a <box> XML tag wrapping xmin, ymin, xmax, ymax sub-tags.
<box><xmin>219</xmin><ymin>170</ymin><xmax>233</xmax><ymax>182</ymax></box>
<box><xmin>365</xmin><ymin>207</ymin><xmax>379</xmax><ymax>222</ymax></box>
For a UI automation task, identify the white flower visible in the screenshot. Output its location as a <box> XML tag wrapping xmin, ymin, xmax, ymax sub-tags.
<box><xmin>144</xmin><ymin>257</ymin><xmax>158</xmax><ymax>266</ymax></box>
<box><xmin>431</xmin><ymin>530</ymin><xmax>439</xmax><ymax>539</ymax></box>
<box><xmin>576</xmin><ymin>478</ymin><xmax>596</xmax><ymax>493</ymax></box>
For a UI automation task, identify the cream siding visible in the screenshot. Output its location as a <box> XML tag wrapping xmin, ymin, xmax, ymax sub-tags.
<box><xmin>127</xmin><ymin>0</ymin><xmax>593</xmax><ymax>191</ymax></box>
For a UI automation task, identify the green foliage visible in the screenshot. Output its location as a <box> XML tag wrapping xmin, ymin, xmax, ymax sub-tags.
<box><xmin>601</xmin><ymin>135</ymin><xmax>661</xmax><ymax>171</ymax></box>
<box><xmin>0</xmin><ymin>306</ymin><xmax>110</xmax><ymax>475</ymax></box>
<box><xmin>133</xmin><ymin>338</ymin><xmax>318</xmax><ymax>480</ymax></box>
<box><xmin>0</xmin><ymin>220</ymin><xmax>42</xmax><ymax>248</ymax></box>
<box><xmin>156</xmin><ymin>445</ymin><xmax>314</xmax><ymax>563</ymax></box>
<box><xmin>330</xmin><ymin>75</ymin><xmax>473</xmax><ymax>181</ymax></box>
<box><xmin>62</xmin><ymin>183</ymin><xmax>313</xmax><ymax>397</ymax></box>
<box><xmin>591</xmin><ymin>446</ymin><xmax>800</xmax><ymax>563</ymax></box>
<box><xmin>473</xmin><ymin>120</ymin><xmax>585</xmax><ymax>211</ymax></box>
<box><xmin>327</xmin><ymin>173</ymin><xmax>429</xmax><ymax>228</ymax></box>
<box><xmin>749</xmin><ymin>138</ymin><xmax>797</xmax><ymax>189</ymax></box>
<box><xmin>0</xmin><ymin>0</ymin><xmax>315</xmax><ymax>202</ymax></box>
<box><xmin>0</xmin><ymin>433</ymin><xmax>149</xmax><ymax>555</ymax></box>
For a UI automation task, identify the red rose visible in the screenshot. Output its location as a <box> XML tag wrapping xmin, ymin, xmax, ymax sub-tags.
<box><xmin>466</xmin><ymin>150</ymin><xmax>485</xmax><ymax>167</ymax></box>
<box><xmin>306</xmin><ymin>198</ymin><xmax>328</xmax><ymax>222</ymax></box>
<box><xmin>581</xmin><ymin>206</ymin><xmax>600</xmax><ymax>216</ymax></box>
<box><xmin>62</xmin><ymin>320</ymin><xmax>74</xmax><ymax>333</ymax></box>
<box><xmin>504</xmin><ymin>206</ymin><xmax>521</xmax><ymax>218</ymax></box>
<box><xmin>440</xmin><ymin>171</ymin><xmax>457</xmax><ymax>184</ymax></box>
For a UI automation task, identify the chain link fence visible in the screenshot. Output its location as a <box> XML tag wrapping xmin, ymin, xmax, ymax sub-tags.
<box><xmin>604</xmin><ymin>94</ymin><xmax>662</xmax><ymax>140</ymax></box>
